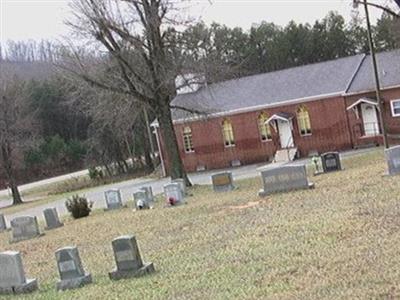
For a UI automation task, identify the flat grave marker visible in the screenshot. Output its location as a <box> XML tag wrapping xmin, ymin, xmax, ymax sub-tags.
<box><xmin>55</xmin><ymin>246</ymin><xmax>92</xmax><ymax>291</ymax></box>
<box><xmin>385</xmin><ymin>145</ymin><xmax>400</xmax><ymax>176</ymax></box>
<box><xmin>258</xmin><ymin>165</ymin><xmax>314</xmax><ymax>196</ymax></box>
<box><xmin>10</xmin><ymin>216</ymin><xmax>43</xmax><ymax>243</ymax></box>
<box><xmin>43</xmin><ymin>208</ymin><xmax>63</xmax><ymax>230</ymax></box>
<box><xmin>211</xmin><ymin>172</ymin><xmax>235</xmax><ymax>192</ymax></box>
<box><xmin>104</xmin><ymin>189</ymin><xmax>123</xmax><ymax>210</ymax></box>
<box><xmin>109</xmin><ymin>235</ymin><xmax>155</xmax><ymax>280</ymax></box>
<box><xmin>0</xmin><ymin>251</ymin><xmax>38</xmax><ymax>294</ymax></box>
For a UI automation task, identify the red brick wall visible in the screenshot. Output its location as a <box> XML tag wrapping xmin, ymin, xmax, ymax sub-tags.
<box><xmin>345</xmin><ymin>87</ymin><xmax>400</xmax><ymax>147</ymax></box>
<box><xmin>160</xmin><ymin>96</ymin><xmax>354</xmax><ymax>173</ymax></box>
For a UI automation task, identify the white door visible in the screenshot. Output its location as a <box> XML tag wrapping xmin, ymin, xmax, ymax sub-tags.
<box><xmin>277</xmin><ymin>120</ymin><xmax>294</xmax><ymax>148</ymax></box>
<box><xmin>361</xmin><ymin>103</ymin><xmax>379</xmax><ymax>136</ymax></box>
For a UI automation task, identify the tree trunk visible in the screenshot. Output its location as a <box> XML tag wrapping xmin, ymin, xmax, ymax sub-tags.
<box><xmin>1</xmin><ymin>143</ymin><xmax>23</xmax><ymax>205</ymax></box>
<box><xmin>10</xmin><ymin>183</ymin><xmax>23</xmax><ymax>205</ymax></box>
<box><xmin>157</xmin><ymin>100</ymin><xmax>192</xmax><ymax>186</ymax></box>
<box><xmin>142</xmin><ymin>122</ymin><xmax>155</xmax><ymax>171</ymax></box>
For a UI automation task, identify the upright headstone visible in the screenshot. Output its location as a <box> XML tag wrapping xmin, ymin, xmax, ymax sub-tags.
<box><xmin>43</xmin><ymin>208</ymin><xmax>63</xmax><ymax>230</ymax></box>
<box><xmin>55</xmin><ymin>246</ymin><xmax>92</xmax><ymax>291</ymax></box>
<box><xmin>211</xmin><ymin>172</ymin><xmax>235</xmax><ymax>192</ymax></box>
<box><xmin>109</xmin><ymin>235</ymin><xmax>155</xmax><ymax>280</ymax></box>
<box><xmin>10</xmin><ymin>216</ymin><xmax>43</xmax><ymax>243</ymax></box>
<box><xmin>0</xmin><ymin>214</ymin><xmax>6</xmax><ymax>232</ymax></box>
<box><xmin>385</xmin><ymin>145</ymin><xmax>400</xmax><ymax>176</ymax></box>
<box><xmin>171</xmin><ymin>178</ymin><xmax>186</xmax><ymax>195</ymax></box>
<box><xmin>164</xmin><ymin>183</ymin><xmax>184</xmax><ymax>206</ymax></box>
<box><xmin>321</xmin><ymin>152</ymin><xmax>342</xmax><ymax>173</ymax></box>
<box><xmin>104</xmin><ymin>189</ymin><xmax>123</xmax><ymax>210</ymax></box>
<box><xmin>258</xmin><ymin>165</ymin><xmax>314</xmax><ymax>196</ymax></box>
<box><xmin>0</xmin><ymin>251</ymin><xmax>38</xmax><ymax>294</ymax></box>
<box><xmin>133</xmin><ymin>191</ymin><xmax>152</xmax><ymax>210</ymax></box>
<box><xmin>139</xmin><ymin>186</ymin><xmax>154</xmax><ymax>203</ymax></box>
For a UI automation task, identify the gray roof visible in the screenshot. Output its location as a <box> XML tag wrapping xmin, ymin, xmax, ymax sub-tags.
<box><xmin>171</xmin><ymin>49</ymin><xmax>400</xmax><ymax>121</ymax></box>
<box><xmin>347</xmin><ymin>49</ymin><xmax>400</xmax><ymax>93</ymax></box>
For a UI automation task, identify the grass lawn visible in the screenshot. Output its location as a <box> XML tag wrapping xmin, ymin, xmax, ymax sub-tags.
<box><xmin>0</xmin><ymin>150</ymin><xmax>399</xmax><ymax>299</ymax></box>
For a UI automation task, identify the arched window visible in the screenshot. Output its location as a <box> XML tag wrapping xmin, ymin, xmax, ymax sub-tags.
<box><xmin>222</xmin><ymin>119</ymin><xmax>235</xmax><ymax>147</ymax></box>
<box><xmin>297</xmin><ymin>105</ymin><xmax>312</xmax><ymax>135</ymax></box>
<box><xmin>258</xmin><ymin>112</ymin><xmax>272</xmax><ymax>141</ymax></box>
<box><xmin>183</xmin><ymin>126</ymin><xmax>194</xmax><ymax>153</ymax></box>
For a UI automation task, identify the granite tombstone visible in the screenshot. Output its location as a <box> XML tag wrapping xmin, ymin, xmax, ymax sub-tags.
<box><xmin>164</xmin><ymin>183</ymin><xmax>184</xmax><ymax>206</ymax></box>
<box><xmin>385</xmin><ymin>145</ymin><xmax>400</xmax><ymax>176</ymax></box>
<box><xmin>171</xmin><ymin>178</ymin><xmax>186</xmax><ymax>195</ymax></box>
<box><xmin>0</xmin><ymin>251</ymin><xmax>38</xmax><ymax>294</ymax></box>
<box><xmin>55</xmin><ymin>246</ymin><xmax>92</xmax><ymax>291</ymax></box>
<box><xmin>321</xmin><ymin>152</ymin><xmax>342</xmax><ymax>173</ymax></box>
<box><xmin>10</xmin><ymin>216</ymin><xmax>43</xmax><ymax>243</ymax></box>
<box><xmin>109</xmin><ymin>235</ymin><xmax>155</xmax><ymax>280</ymax></box>
<box><xmin>0</xmin><ymin>214</ymin><xmax>6</xmax><ymax>232</ymax></box>
<box><xmin>104</xmin><ymin>189</ymin><xmax>123</xmax><ymax>210</ymax></box>
<box><xmin>211</xmin><ymin>172</ymin><xmax>235</xmax><ymax>192</ymax></box>
<box><xmin>133</xmin><ymin>191</ymin><xmax>151</xmax><ymax>210</ymax></box>
<box><xmin>43</xmin><ymin>208</ymin><xmax>63</xmax><ymax>230</ymax></box>
<box><xmin>139</xmin><ymin>186</ymin><xmax>154</xmax><ymax>203</ymax></box>
<box><xmin>258</xmin><ymin>165</ymin><xmax>314</xmax><ymax>196</ymax></box>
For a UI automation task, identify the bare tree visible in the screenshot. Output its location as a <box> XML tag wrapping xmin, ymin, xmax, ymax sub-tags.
<box><xmin>0</xmin><ymin>68</ymin><xmax>36</xmax><ymax>205</ymax></box>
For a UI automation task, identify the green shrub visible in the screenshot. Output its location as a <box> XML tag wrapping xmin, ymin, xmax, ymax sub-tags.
<box><xmin>88</xmin><ymin>166</ymin><xmax>104</xmax><ymax>181</ymax></box>
<box><xmin>65</xmin><ymin>195</ymin><xmax>93</xmax><ymax>219</ymax></box>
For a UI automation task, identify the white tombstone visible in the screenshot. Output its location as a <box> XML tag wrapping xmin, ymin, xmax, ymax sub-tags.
<box><xmin>171</xmin><ymin>178</ymin><xmax>186</xmax><ymax>195</ymax></box>
<box><xmin>385</xmin><ymin>145</ymin><xmax>400</xmax><ymax>176</ymax></box>
<box><xmin>10</xmin><ymin>216</ymin><xmax>43</xmax><ymax>243</ymax></box>
<box><xmin>104</xmin><ymin>189</ymin><xmax>123</xmax><ymax>210</ymax></box>
<box><xmin>0</xmin><ymin>251</ymin><xmax>38</xmax><ymax>294</ymax></box>
<box><xmin>163</xmin><ymin>183</ymin><xmax>184</xmax><ymax>206</ymax></box>
<box><xmin>133</xmin><ymin>191</ymin><xmax>152</xmax><ymax>210</ymax></box>
<box><xmin>55</xmin><ymin>246</ymin><xmax>92</xmax><ymax>291</ymax></box>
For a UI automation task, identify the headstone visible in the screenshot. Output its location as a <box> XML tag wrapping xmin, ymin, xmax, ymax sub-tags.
<box><xmin>321</xmin><ymin>152</ymin><xmax>342</xmax><ymax>173</ymax></box>
<box><xmin>164</xmin><ymin>183</ymin><xmax>184</xmax><ymax>206</ymax></box>
<box><xmin>385</xmin><ymin>145</ymin><xmax>400</xmax><ymax>176</ymax></box>
<box><xmin>104</xmin><ymin>189</ymin><xmax>123</xmax><ymax>210</ymax></box>
<box><xmin>258</xmin><ymin>165</ymin><xmax>314</xmax><ymax>196</ymax></box>
<box><xmin>109</xmin><ymin>235</ymin><xmax>155</xmax><ymax>280</ymax></box>
<box><xmin>133</xmin><ymin>191</ymin><xmax>152</xmax><ymax>210</ymax></box>
<box><xmin>10</xmin><ymin>216</ymin><xmax>43</xmax><ymax>243</ymax></box>
<box><xmin>211</xmin><ymin>172</ymin><xmax>235</xmax><ymax>192</ymax></box>
<box><xmin>55</xmin><ymin>246</ymin><xmax>92</xmax><ymax>291</ymax></box>
<box><xmin>171</xmin><ymin>178</ymin><xmax>186</xmax><ymax>195</ymax></box>
<box><xmin>139</xmin><ymin>186</ymin><xmax>154</xmax><ymax>203</ymax></box>
<box><xmin>0</xmin><ymin>251</ymin><xmax>38</xmax><ymax>294</ymax></box>
<box><xmin>0</xmin><ymin>214</ymin><xmax>6</xmax><ymax>232</ymax></box>
<box><xmin>43</xmin><ymin>208</ymin><xmax>63</xmax><ymax>230</ymax></box>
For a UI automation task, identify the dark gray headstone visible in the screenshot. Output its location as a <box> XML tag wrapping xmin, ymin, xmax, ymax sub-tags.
<box><xmin>55</xmin><ymin>246</ymin><xmax>92</xmax><ymax>291</ymax></box>
<box><xmin>0</xmin><ymin>251</ymin><xmax>38</xmax><ymax>295</ymax></box>
<box><xmin>321</xmin><ymin>152</ymin><xmax>342</xmax><ymax>173</ymax></box>
<box><xmin>10</xmin><ymin>216</ymin><xmax>43</xmax><ymax>243</ymax></box>
<box><xmin>258</xmin><ymin>165</ymin><xmax>314</xmax><ymax>196</ymax></box>
<box><xmin>0</xmin><ymin>214</ymin><xmax>6</xmax><ymax>232</ymax></box>
<box><xmin>164</xmin><ymin>183</ymin><xmax>184</xmax><ymax>206</ymax></box>
<box><xmin>109</xmin><ymin>235</ymin><xmax>154</xmax><ymax>280</ymax></box>
<box><xmin>43</xmin><ymin>208</ymin><xmax>63</xmax><ymax>230</ymax></box>
<box><xmin>211</xmin><ymin>172</ymin><xmax>235</xmax><ymax>192</ymax></box>
<box><xmin>134</xmin><ymin>191</ymin><xmax>151</xmax><ymax>210</ymax></box>
<box><xmin>385</xmin><ymin>145</ymin><xmax>400</xmax><ymax>176</ymax></box>
<box><xmin>171</xmin><ymin>178</ymin><xmax>186</xmax><ymax>195</ymax></box>
<box><xmin>104</xmin><ymin>189</ymin><xmax>123</xmax><ymax>210</ymax></box>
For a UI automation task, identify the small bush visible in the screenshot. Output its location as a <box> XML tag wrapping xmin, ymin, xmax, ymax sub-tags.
<box><xmin>88</xmin><ymin>167</ymin><xmax>104</xmax><ymax>181</ymax></box>
<box><xmin>65</xmin><ymin>195</ymin><xmax>93</xmax><ymax>219</ymax></box>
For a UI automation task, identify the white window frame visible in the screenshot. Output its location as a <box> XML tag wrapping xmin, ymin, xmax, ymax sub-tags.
<box><xmin>183</xmin><ymin>127</ymin><xmax>195</xmax><ymax>154</ymax></box>
<box><xmin>391</xmin><ymin>99</ymin><xmax>400</xmax><ymax>117</ymax></box>
<box><xmin>222</xmin><ymin>120</ymin><xmax>236</xmax><ymax>148</ymax></box>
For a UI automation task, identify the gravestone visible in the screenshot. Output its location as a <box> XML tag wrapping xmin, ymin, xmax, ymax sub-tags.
<box><xmin>164</xmin><ymin>183</ymin><xmax>184</xmax><ymax>206</ymax></box>
<box><xmin>321</xmin><ymin>152</ymin><xmax>342</xmax><ymax>173</ymax></box>
<box><xmin>43</xmin><ymin>208</ymin><xmax>64</xmax><ymax>230</ymax></box>
<box><xmin>104</xmin><ymin>189</ymin><xmax>123</xmax><ymax>210</ymax></box>
<box><xmin>211</xmin><ymin>172</ymin><xmax>235</xmax><ymax>192</ymax></box>
<box><xmin>10</xmin><ymin>216</ymin><xmax>43</xmax><ymax>243</ymax></box>
<box><xmin>109</xmin><ymin>235</ymin><xmax>155</xmax><ymax>280</ymax></box>
<box><xmin>140</xmin><ymin>186</ymin><xmax>154</xmax><ymax>203</ymax></box>
<box><xmin>385</xmin><ymin>145</ymin><xmax>400</xmax><ymax>176</ymax></box>
<box><xmin>133</xmin><ymin>191</ymin><xmax>152</xmax><ymax>210</ymax></box>
<box><xmin>171</xmin><ymin>178</ymin><xmax>186</xmax><ymax>195</ymax></box>
<box><xmin>55</xmin><ymin>246</ymin><xmax>92</xmax><ymax>291</ymax></box>
<box><xmin>0</xmin><ymin>251</ymin><xmax>38</xmax><ymax>294</ymax></box>
<box><xmin>258</xmin><ymin>165</ymin><xmax>314</xmax><ymax>196</ymax></box>
<box><xmin>0</xmin><ymin>214</ymin><xmax>6</xmax><ymax>232</ymax></box>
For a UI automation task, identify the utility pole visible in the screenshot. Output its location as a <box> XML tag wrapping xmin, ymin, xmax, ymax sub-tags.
<box><xmin>356</xmin><ymin>0</ymin><xmax>390</xmax><ymax>148</ymax></box>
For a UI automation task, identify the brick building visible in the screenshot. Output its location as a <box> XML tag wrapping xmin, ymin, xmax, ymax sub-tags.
<box><xmin>154</xmin><ymin>50</ymin><xmax>400</xmax><ymax>174</ymax></box>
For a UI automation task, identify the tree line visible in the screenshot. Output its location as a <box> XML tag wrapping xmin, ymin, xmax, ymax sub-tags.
<box><xmin>0</xmin><ymin>1</ymin><xmax>399</xmax><ymax>205</ymax></box>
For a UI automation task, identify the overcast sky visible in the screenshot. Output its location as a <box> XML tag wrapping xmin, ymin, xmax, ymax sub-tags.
<box><xmin>0</xmin><ymin>0</ymin><xmax>383</xmax><ymax>44</ymax></box>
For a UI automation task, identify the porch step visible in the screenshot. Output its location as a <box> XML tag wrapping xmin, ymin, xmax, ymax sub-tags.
<box><xmin>273</xmin><ymin>148</ymin><xmax>298</xmax><ymax>163</ymax></box>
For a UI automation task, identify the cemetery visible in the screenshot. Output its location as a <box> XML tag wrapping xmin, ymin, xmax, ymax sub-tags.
<box><xmin>0</xmin><ymin>149</ymin><xmax>399</xmax><ymax>298</ymax></box>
